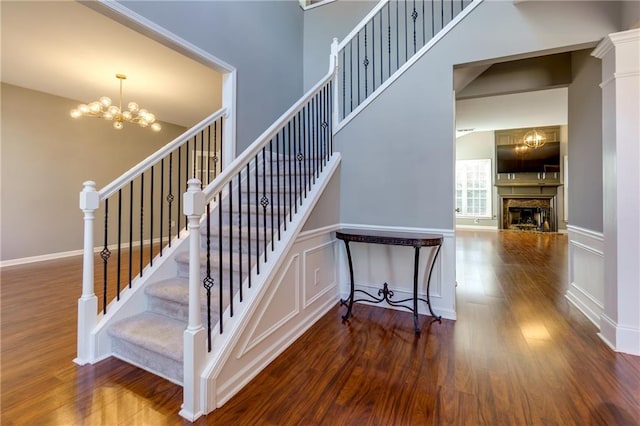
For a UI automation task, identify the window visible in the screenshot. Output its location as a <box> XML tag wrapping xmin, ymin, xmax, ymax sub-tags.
<box><xmin>456</xmin><ymin>159</ymin><xmax>492</xmax><ymax>217</ymax></box>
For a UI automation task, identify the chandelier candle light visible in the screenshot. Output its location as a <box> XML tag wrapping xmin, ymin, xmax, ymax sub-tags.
<box><xmin>70</xmin><ymin>74</ymin><xmax>161</xmax><ymax>131</ymax></box>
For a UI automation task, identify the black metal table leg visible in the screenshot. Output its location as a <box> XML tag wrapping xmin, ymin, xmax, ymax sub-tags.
<box><xmin>426</xmin><ymin>244</ymin><xmax>442</xmax><ymax>321</ymax></box>
<box><xmin>339</xmin><ymin>240</ymin><xmax>355</xmax><ymax>320</ymax></box>
<box><xmin>413</xmin><ymin>246</ymin><xmax>421</xmax><ymax>333</ymax></box>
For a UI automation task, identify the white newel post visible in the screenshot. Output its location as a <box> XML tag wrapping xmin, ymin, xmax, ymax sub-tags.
<box><xmin>180</xmin><ymin>179</ymin><xmax>206</xmax><ymax>421</ymax></box>
<box><xmin>331</xmin><ymin>37</ymin><xmax>340</xmax><ymax>129</ymax></box>
<box><xmin>593</xmin><ymin>29</ymin><xmax>640</xmax><ymax>355</ymax></box>
<box><xmin>75</xmin><ymin>181</ymin><xmax>99</xmax><ymax>365</ymax></box>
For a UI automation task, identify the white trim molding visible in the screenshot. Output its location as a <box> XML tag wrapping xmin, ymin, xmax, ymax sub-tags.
<box><xmin>592</xmin><ymin>28</ymin><xmax>640</xmax><ymax>356</ymax></box>
<box><xmin>566</xmin><ymin>225</ymin><xmax>604</xmax><ymax>329</ymax></box>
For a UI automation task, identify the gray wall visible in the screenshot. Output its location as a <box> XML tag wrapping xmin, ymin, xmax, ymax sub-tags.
<box><xmin>567</xmin><ymin>50</ymin><xmax>603</xmax><ymax>233</ymax></box>
<box><xmin>333</xmin><ymin>1</ymin><xmax>620</xmax><ymax>230</ymax></box>
<box><xmin>0</xmin><ymin>83</ymin><xmax>187</xmax><ymax>261</ymax></box>
<box><xmin>119</xmin><ymin>1</ymin><xmax>304</xmax><ymax>154</ymax></box>
<box><xmin>303</xmin><ymin>0</ymin><xmax>377</xmax><ymax>90</ymax></box>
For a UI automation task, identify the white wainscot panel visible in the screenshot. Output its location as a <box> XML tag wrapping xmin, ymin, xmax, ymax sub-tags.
<box><xmin>566</xmin><ymin>226</ymin><xmax>604</xmax><ymax>328</ymax></box>
<box><xmin>303</xmin><ymin>240</ymin><xmax>337</xmax><ymax>308</ymax></box>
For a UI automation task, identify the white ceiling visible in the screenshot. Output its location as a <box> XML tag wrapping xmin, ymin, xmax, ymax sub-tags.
<box><xmin>455</xmin><ymin>88</ymin><xmax>568</xmax><ymax>137</ymax></box>
<box><xmin>1</xmin><ymin>1</ymin><xmax>222</xmax><ymax>128</ymax></box>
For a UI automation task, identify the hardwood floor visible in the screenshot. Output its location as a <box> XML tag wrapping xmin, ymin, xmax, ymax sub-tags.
<box><xmin>2</xmin><ymin>231</ymin><xmax>639</xmax><ymax>425</ymax></box>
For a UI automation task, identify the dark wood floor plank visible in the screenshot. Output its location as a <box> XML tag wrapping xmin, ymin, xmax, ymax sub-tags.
<box><xmin>2</xmin><ymin>231</ymin><xmax>640</xmax><ymax>425</ymax></box>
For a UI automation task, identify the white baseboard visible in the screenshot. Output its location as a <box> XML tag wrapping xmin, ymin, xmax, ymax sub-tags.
<box><xmin>0</xmin><ymin>236</ymin><xmax>172</xmax><ymax>268</ymax></box>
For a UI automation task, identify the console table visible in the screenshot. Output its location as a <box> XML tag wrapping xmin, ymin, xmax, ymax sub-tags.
<box><xmin>336</xmin><ymin>228</ymin><xmax>443</xmax><ymax>333</ymax></box>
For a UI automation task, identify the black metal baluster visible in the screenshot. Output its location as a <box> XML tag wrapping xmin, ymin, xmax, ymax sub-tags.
<box><xmin>177</xmin><ymin>146</ymin><xmax>182</xmax><ymax>235</ymax></box>
<box><xmin>117</xmin><ymin>189</ymin><xmax>122</xmax><ymax>299</ymax></box>
<box><xmin>168</xmin><ymin>152</ymin><xmax>173</xmax><ymax>247</ymax></box>
<box><xmin>149</xmin><ymin>165</ymin><xmax>154</xmax><ymax>267</ymax></box>
<box><xmin>396</xmin><ymin>0</ymin><xmax>400</xmax><ymax>70</ymax></box>
<box><xmin>379</xmin><ymin>10</ymin><xmax>382</xmax><ymax>87</ymax></box>
<box><xmin>206</xmin><ymin>125</ymin><xmax>211</xmax><ymax>186</ymax></box>
<box><xmin>276</xmin><ymin>132</ymin><xmax>282</xmax><ymax>238</ymax></box>
<box><xmin>288</xmin><ymin>120</ymin><xmax>293</xmax><ymax>221</ymax></box>
<box><xmin>219</xmin><ymin>118</ymin><xmax>224</xmax><ymax>173</ymax></box>
<box><xmin>295</xmin><ymin>111</ymin><xmax>301</xmax><ymax>212</ymax></box>
<box><xmin>422</xmin><ymin>0</ymin><xmax>426</xmax><ymax>46</ymax></box>
<box><xmin>254</xmin><ymin>155</ymin><xmax>260</xmax><ymax>275</ymax></box>
<box><xmin>412</xmin><ymin>0</ymin><xmax>417</xmax><ymax>54</ymax></box>
<box><xmin>218</xmin><ymin>189</ymin><xmax>223</xmax><ymax>334</ymax></box>
<box><xmin>405</xmin><ymin>0</ymin><xmax>408</xmax><ymax>62</ymax></box>
<box><xmin>350</xmin><ymin>41</ymin><xmax>353</xmax><ymax>114</ymax></box>
<box><xmin>238</xmin><ymin>172</ymin><xmax>243</xmax><ymax>301</ymax></box>
<box><xmin>306</xmin><ymin>103</ymin><xmax>311</xmax><ymax>193</ymax></box>
<box><xmin>329</xmin><ymin>80</ymin><xmax>334</xmax><ymax>156</ymax></box>
<box><xmin>441</xmin><ymin>0</ymin><xmax>444</xmax><ymax>32</ymax></box>
<box><xmin>301</xmin><ymin>107</ymin><xmax>307</xmax><ymax>199</ymax></box>
<box><xmin>342</xmin><ymin>48</ymin><xmax>346</xmax><ymax>119</ymax></box>
<box><xmin>204</xmin><ymin>203</ymin><xmax>213</xmax><ymax>351</ymax></box>
<box><xmin>261</xmin><ymin>147</ymin><xmax>268</xmax><ymax>263</ymax></box>
<box><xmin>184</xmin><ymin>140</ymin><xmax>189</xmax><ymax>227</ymax></box>
<box><xmin>451</xmin><ymin>0</ymin><xmax>454</xmax><ymax>23</ymax></box>
<box><xmin>213</xmin><ymin>121</ymin><xmax>218</xmax><ymax>179</ymax></box>
<box><xmin>364</xmin><ymin>24</ymin><xmax>368</xmax><ymax>98</ymax></box>
<box><xmin>357</xmin><ymin>32</ymin><xmax>361</xmax><ymax>105</ymax></box>
<box><xmin>228</xmin><ymin>180</ymin><xmax>233</xmax><ymax>318</ymax></box>
<box><xmin>388</xmin><ymin>1</ymin><xmax>391</xmax><ymax>78</ymax></box>
<box><xmin>200</xmin><ymin>130</ymin><xmax>205</xmax><ymax>187</ymax></box>
<box><xmin>140</xmin><ymin>172</ymin><xmax>144</xmax><ymax>277</ymax></box>
<box><xmin>269</xmin><ymin>140</ymin><xmax>274</xmax><ymax>251</ymax></box>
<box><xmin>128</xmin><ymin>181</ymin><xmax>133</xmax><ymax>287</ymax></box>
<box><xmin>315</xmin><ymin>94</ymin><xmax>320</xmax><ymax>179</ymax></box>
<box><xmin>101</xmin><ymin>199</ymin><xmax>110</xmax><ymax>314</ymax></box>
<box><xmin>160</xmin><ymin>159</ymin><xmax>164</xmax><ymax>256</ymax></box>
<box><xmin>192</xmin><ymin>136</ymin><xmax>197</xmax><ymax>179</ymax></box>
<box><xmin>372</xmin><ymin>18</ymin><xmax>375</xmax><ymax>92</ymax></box>
<box><xmin>431</xmin><ymin>0</ymin><xmax>435</xmax><ymax>37</ymax></box>
<box><xmin>246</xmin><ymin>162</ymin><xmax>251</xmax><ymax>289</ymax></box>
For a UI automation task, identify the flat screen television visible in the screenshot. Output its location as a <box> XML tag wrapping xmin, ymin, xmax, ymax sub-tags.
<box><xmin>496</xmin><ymin>142</ymin><xmax>560</xmax><ymax>174</ymax></box>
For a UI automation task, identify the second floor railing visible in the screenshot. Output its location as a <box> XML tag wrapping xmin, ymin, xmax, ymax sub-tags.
<box><xmin>337</xmin><ymin>0</ymin><xmax>475</xmax><ymax>121</ymax></box>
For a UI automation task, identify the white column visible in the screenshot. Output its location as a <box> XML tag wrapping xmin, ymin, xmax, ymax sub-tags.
<box><xmin>180</xmin><ymin>179</ymin><xmax>206</xmax><ymax>421</ymax></box>
<box><xmin>75</xmin><ymin>181</ymin><xmax>100</xmax><ymax>365</ymax></box>
<box><xmin>592</xmin><ymin>28</ymin><xmax>640</xmax><ymax>355</ymax></box>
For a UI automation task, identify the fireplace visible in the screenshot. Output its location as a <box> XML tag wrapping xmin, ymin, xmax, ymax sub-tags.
<box><xmin>501</xmin><ymin>196</ymin><xmax>557</xmax><ymax>232</ymax></box>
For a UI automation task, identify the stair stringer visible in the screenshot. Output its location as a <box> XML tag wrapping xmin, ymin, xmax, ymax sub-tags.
<box><xmin>200</xmin><ymin>154</ymin><xmax>342</xmax><ymax>413</ymax></box>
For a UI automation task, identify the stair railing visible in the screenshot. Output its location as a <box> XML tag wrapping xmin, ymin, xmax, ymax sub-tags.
<box><xmin>180</xmin><ymin>40</ymin><xmax>338</xmax><ymax>419</ymax></box>
<box><xmin>337</xmin><ymin>0</ymin><xmax>476</xmax><ymax>123</ymax></box>
<box><xmin>77</xmin><ymin>107</ymin><xmax>227</xmax><ymax>364</ymax></box>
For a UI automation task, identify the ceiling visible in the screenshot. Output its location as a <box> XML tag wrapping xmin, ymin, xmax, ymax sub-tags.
<box><xmin>1</xmin><ymin>1</ymin><xmax>222</xmax><ymax>128</ymax></box>
<box><xmin>455</xmin><ymin>87</ymin><xmax>568</xmax><ymax>137</ymax></box>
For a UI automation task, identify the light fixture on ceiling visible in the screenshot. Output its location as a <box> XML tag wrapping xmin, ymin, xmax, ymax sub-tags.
<box><xmin>70</xmin><ymin>74</ymin><xmax>161</xmax><ymax>131</ymax></box>
<box><xmin>522</xmin><ymin>129</ymin><xmax>545</xmax><ymax>149</ymax></box>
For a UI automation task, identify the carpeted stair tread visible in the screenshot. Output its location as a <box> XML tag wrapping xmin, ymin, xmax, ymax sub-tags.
<box><xmin>109</xmin><ymin>312</ymin><xmax>184</xmax><ymax>362</ymax></box>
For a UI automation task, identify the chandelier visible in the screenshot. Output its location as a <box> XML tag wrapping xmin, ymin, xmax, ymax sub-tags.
<box><xmin>70</xmin><ymin>74</ymin><xmax>161</xmax><ymax>131</ymax></box>
<box><xmin>522</xmin><ymin>129</ymin><xmax>545</xmax><ymax>149</ymax></box>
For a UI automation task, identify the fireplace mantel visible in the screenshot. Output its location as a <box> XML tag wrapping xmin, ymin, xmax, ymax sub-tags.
<box><xmin>497</xmin><ymin>184</ymin><xmax>559</xmax><ymax>232</ymax></box>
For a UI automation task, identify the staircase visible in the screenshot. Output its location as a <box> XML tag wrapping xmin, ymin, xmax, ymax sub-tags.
<box><xmin>106</xmin><ymin>153</ymin><xmax>307</xmax><ymax>385</ymax></box>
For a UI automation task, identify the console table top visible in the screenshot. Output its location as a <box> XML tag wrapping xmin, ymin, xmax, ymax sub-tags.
<box><xmin>335</xmin><ymin>228</ymin><xmax>443</xmax><ymax>248</ymax></box>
